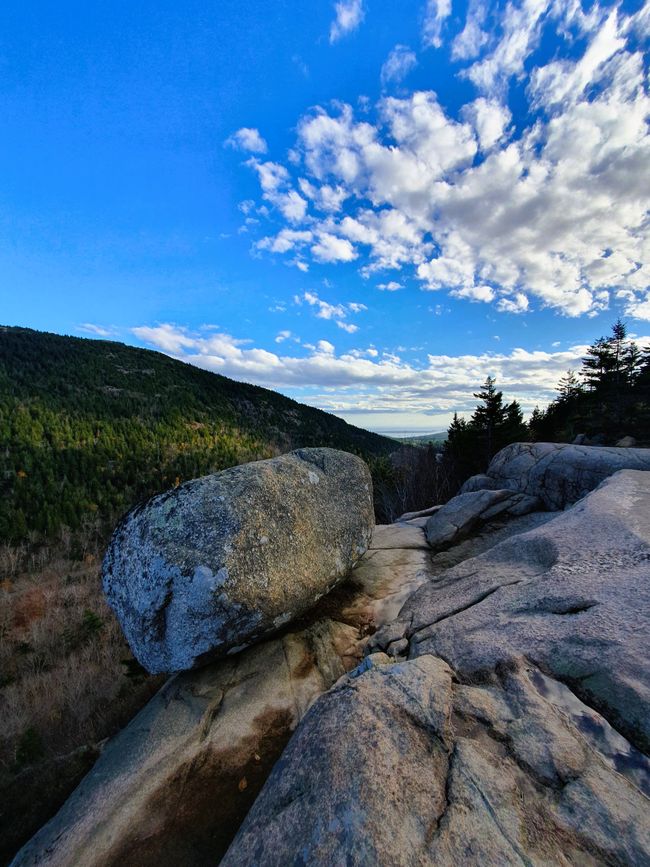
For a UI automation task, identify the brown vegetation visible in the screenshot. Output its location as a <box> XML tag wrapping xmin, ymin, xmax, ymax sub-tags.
<box><xmin>0</xmin><ymin>538</ymin><xmax>163</xmax><ymax>862</ymax></box>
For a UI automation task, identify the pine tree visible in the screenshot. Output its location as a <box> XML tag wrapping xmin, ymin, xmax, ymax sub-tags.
<box><xmin>471</xmin><ymin>376</ymin><xmax>507</xmax><ymax>462</ymax></box>
<box><xmin>528</xmin><ymin>406</ymin><xmax>546</xmax><ymax>440</ymax></box>
<box><xmin>500</xmin><ymin>400</ymin><xmax>528</xmax><ymax>447</ymax></box>
<box><xmin>557</xmin><ymin>370</ymin><xmax>582</xmax><ymax>401</ymax></box>
<box><xmin>581</xmin><ymin>337</ymin><xmax>614</xmax><ymax>391</ymax></box>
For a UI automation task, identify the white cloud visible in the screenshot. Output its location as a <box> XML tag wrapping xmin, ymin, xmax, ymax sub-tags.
<box><xmin>461</xmin><ymin>97</ymin><xmax>512</xmax><ymax>150</ymax></box>
<box><xmin>241</xmin><ymin>2</ymin><xmax>650</xmax><ymax>321</ymax></box>
<box><xmin>452</xmin><ymin>0</ymin><xmax>488</xmax><ymax>60</ymax></box>
<box><xmin>275</xmin><ymin>330</ymin><xmax>292</xmax><ymax>343</ymax></box>
<box><xmin>300</xmin><ymin>290</ymin><xmax>367</xmax><ymax>332</ymax></box>
<box><xmin>226</xmin><ymin>127</ymin><xmax>268</xmax><ymax>154</ymax></box>
<box><xmin>626</xmin><ymin>297</ymin><xmax>650</xmax><ymax>321</ymax></box>
<box><xmin>464</xmin><ymin>0</ymin><xmax>550</xmax><ymax>95</ymax></box>
<box><xmin>311</xmin><ymin>232</ymin><xmax>357</xmax><ymax>263</ymax></box>
<box><xmin>451</xmin><ymin>284</ymin><xmax>495</xmax><ymax>303</ymax></box>
<box><xmin>303</xmin><ymin>290</ymin><xmax>347</xmax><ymax>320</ymax></box>
<box><xmin>329</xmin><ymin>0</ymin><xmax>364</xmax><ymax>43</ymax></box>
<box><xmin>497</xmin><ymin>292</ymin><xmax>529</xmax><ymax>313</ymax></box>
<box><xmin>381</xmin><ymin>45</ymin><xmax>418</xmax><ymax>86</ymax></box>
<box><xmin>77</xmin><ymin>323</ymin><xmax>117</xmax><ymax>337</ymax></box>
<box><xmin>422</xmin><ymin>0</ymin><xmax>452</xmax><ymax>49</ymax></box>
<box><xmin>246</xmin><ymin>159</ymin><xmax>308</xmax><ymax>223</ymax></box>
<box><xmin>134</xmin><ymin>323</ymin><xmax>650</xmax><ymax>422</ymax></box>
<box><xmin>298</xmin><ymin>178</ymin><xmax>348</xmax><ymax>213</ymax></box>
<box><xmin>377</xmin><ymin>281</ymin><xmax>404</xmax><ymax>291</ymax></box>
<box><xmin>529</xmin><ymin>9</ymin><xmax>625</xmax><ymax>110</ymax></box>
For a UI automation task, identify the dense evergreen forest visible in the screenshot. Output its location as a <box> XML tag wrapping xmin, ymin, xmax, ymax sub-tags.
<box><xmin>0</xmin><ymin>326</ymin><xmax>395</xmax><ymax>546</ymax></box>
<box><xmin>444</xmin><ymin>320</ymin><xmax>650</xmax><ymax>486</ymax></box>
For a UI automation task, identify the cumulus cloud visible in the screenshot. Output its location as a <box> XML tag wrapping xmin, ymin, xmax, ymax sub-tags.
<box><xmin>239</xmin><ymin>1</ymin><xmax>650</xmax><ymax>321</ymax></box>
<box><xmin>329</xmin><ymin>0</ymin><xmax>364</xmax><ymax>43</ymax></box>
<box><xmin>377</xmin><ymin>281</ymin><xmax>404</xmax><ymax>291</ymax></box>
<box><xmin>461</xmin><ymin>97</ymin><xmax>512</xmax><ymax>150</ymax></box>
<box><xmin>246</xmin><ymin>159</ymin><xmax>308</xmax><ymax>223</ymax></box>
<box><xmin>381</xmin><ymin>45</ymin><xmax>418</xmax><ymax>86</ymax></box>
<box><xmin>225</xmin><ymin>127</ymin><xmax>268</xmax><ymax>154</ymax></box>
<box><xmin>133</xmin><ymin>323</ymin><xmax>650</xmax><ymax>421</ymax></box>
<box><xmin>311</xmin><ymin>232</ymin><xmax>357</xmax><ymax>263</ymax></box>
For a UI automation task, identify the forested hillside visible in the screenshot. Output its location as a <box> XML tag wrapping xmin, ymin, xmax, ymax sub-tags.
<box><xmin>0</xmin><ymin>326</ymin><xmax>394</xmax><ymax>545</ymax></box>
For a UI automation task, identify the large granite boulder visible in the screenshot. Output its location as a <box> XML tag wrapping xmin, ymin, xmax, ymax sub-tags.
<box><xmin>224</xmin><ymin>470</ymin><xmax>650</xmax><ymax>865</ymax></box>
<box><xmin>425</xmin><ymin>488</ymin><xmax>540</xmax><ymax>549</ymax></box>
<box><xmin>11</xmin><ymin>524</ymin><xmax>433</xmax><ymax>867</ymax></box>
<box><xmin>460</xmin><ymin>441</ymin><xmax>650</xmax><ymax>509</ymax></box>
<box><xmin>103</xmin><ymin>448</ymin><xmax>374</xmax><ymax>674</ymax></box>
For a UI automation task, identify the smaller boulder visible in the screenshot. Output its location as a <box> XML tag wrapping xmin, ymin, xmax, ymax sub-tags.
<box><xmin>425</xmin><ymin>489</ymin><xmax>540</xmax><ymax>549</ymax></box>
<box><xmin>459</xmin><ymin>473</ymin><xmax>501</xmax><ymax>494</ymax></box>
<box><xmin>616</xmin><ymin>435</ymin><xmax>637</xmax><ymax>448</ymax></box>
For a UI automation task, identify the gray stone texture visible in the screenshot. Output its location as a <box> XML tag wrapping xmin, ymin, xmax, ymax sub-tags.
<box><xmin>461</xmin><ymin>441</ymin><xmax>650</xmax><ymax>508</ymax></box>
<box><xmin>425</xmin><ymin>488</ymin><xmax>540</xmax><ymax>549</ymax></box>
<box><xmin>12</xmin><ymin>524</ymin><xmax>431</xmax><ymax>867</ymax></box>
<box><xmin>223</xmin><ymin>470</ymin><xmax>650</xmax><ymax>866</ymax></box>
<box><xmin>102</xmin><ymin>448</ymin><xmax>374</xmax><ymax>673</ymax></box>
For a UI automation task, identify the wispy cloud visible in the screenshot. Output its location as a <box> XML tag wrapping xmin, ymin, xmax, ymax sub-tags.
<box><xmin>422</xmin><ymin>0</ymin><xmax>452</xmax><ymax>49</ymax></box>
<box><xmin>381</xmin><ymin>45</ymin><xmax>418</xmax><ymax>87</ymax></box>
<box><xmin>296</xmin><ymin>290</ymin><xmax>367</xmax><ymax>333</ymax></box>
<box><xmin>77</xmin><ymin>323</ymin><xmax>119</xmax><ymax>338</ymax></box>
<box><xmin>329</xmin><ymin>0</ymin><xmax>364</xmax><ymax>43</ymax></box>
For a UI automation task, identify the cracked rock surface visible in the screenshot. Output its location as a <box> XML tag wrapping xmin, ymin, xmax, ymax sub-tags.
<box><xmin>224</xmin><ymin>470</ymin><xmax>650</xmax><ymax>866</ymax></box>
<box><xmin>103</xmin><ymin>448</ymin><xmax>374</xmax><ymax>674</ymax></box>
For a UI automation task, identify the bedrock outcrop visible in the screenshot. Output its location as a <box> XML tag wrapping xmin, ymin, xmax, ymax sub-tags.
<box><xmin>224</xmin><ymin>470</ymin><xmax>650</xmax><ymax>866</ymax></box>
<box><xmin>460</xmin><ymin>441</ymin><xmax>650</xmax><ymax>508</ymax></box>
<box><xmin>12</xmin><ymin>524</ymin><xmax>433</xmax><ymax>867</ymax></box>
<box><xmin>103</xmin><ymin>448</ymin><xmax>374</xmax><ymax>674</ymax></box>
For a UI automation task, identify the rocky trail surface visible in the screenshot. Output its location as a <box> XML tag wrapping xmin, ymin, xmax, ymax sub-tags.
<box><xmin>11</xmin><ymin>445</ymin><xmax>650</xmax><ymax>866</ymax></box>
<box><xmin>225</xmin><ymin>470</ymin><xmax>650</xmax><ymax>866</ymax></box>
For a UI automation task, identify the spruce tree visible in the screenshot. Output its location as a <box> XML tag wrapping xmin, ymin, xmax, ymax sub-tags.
<box><xmin>471</xmin><ymin>376</ymin><xmax>507</xmax><ymax>462</ymax></box>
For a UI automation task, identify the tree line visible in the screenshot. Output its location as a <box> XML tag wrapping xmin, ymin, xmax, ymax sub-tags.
<box><xmin>443</xmin><ymin>319</ymin><xmax>650</xmax><ymax>490</ymax></box>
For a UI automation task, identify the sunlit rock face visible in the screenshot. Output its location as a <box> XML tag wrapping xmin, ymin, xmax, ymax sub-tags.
<box><xmin>224</xmin><ymin>470</ymin><xmax>650</xmax><ymax>867</ymax></box>
<box><xmin>102</xmin><ymin>448</ymin><xmax>374</xmax><ymax>674</ymax></box>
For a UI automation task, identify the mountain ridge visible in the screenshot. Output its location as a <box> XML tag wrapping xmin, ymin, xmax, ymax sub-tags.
<box><xmin>0</xmin><ymin>325</ymin><xmax>395</xmax><ymax>544</ymax></box>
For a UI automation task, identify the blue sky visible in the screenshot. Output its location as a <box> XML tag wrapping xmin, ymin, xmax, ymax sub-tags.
<box><xmin>2</xmin><ymin>0</ymin><xmax>649</xmax><ymax>433</ymax></box>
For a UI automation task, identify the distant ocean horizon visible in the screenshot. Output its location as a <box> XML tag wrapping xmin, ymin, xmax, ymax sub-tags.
<box><xmin>370</xmin><ymin>428</ymin><xmax>447</xmax><ymax>439</ymax></box>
